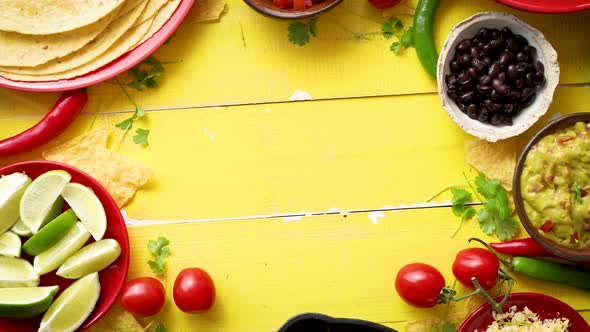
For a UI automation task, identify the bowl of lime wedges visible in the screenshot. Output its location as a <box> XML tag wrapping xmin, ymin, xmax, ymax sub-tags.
<box><xmin>0</xmin><ymin>161</ymin><xmax>129</xmax><ymax>332</ymax></box>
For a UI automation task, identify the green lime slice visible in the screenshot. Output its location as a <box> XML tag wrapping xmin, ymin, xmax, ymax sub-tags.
<box><xmin>39</xmin><ymin>195</ymin><xmax>65</xmax><ymax>230</ymax></box>
<box><xmin>33</xmin><ymin>222</ymin><xmax>90</xmax><ymax>276</ymax></box>
<box><xmin>0</xmin><ymin>286</ymin><xmax>59</xmax><ymax>318</ymax></box>
<box><xmin>0</xmin><ymin>172</ymin><xmax>32</xmax><ymax>234</ymax></box>
<box><xmin>10</xmin><ymin>218</ymin><xmax>32</xmax><ymax>237</ymax></box>
<box><xmin>20</xmin><ymin>170</ymin><xmax>71</xmax><ymax>234</ymax></box>
<box><xmin>0</xmin><ymin>231</ymin><xmax>21</xmax><ymax>257</ymax></box>
<box><xmin>23</xmin><ymin>209</ymin><xmax>77</xmax><ymax>256</ymax></box>
<box><xmin>61</xmin><ymin>183</ymin><xmax>106</xmax><ymax>241</ymax></box>
<box><xmin>57</xmin><ymin>239</ymin><xmax>121</xmax><ymax>279</ymax></box>
<box><xmin>39</xmin><ymin>273</ymin><xmax>100</xmax><ymax>332</ymax></box>
<box><xmin>0</xmin><ymin>256</ymin><xmax>39</xmax><ymax>287</ymax></box>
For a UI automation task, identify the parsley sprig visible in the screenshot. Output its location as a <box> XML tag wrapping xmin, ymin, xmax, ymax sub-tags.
<box><xmin>571</xmin><ymin>182</ymin><xmax>583</xmax><ymax>204</ymax></box>
<box><xmin>430</xmin><ymin>173</ymin><xmax>519</xmax><ymax>241</ymax></box>
<box><xmin>288</xmin><ymin>18</ymin><xmax>318</xmax><ymax>46</ymax></box>
<box><xmin>153</xmin><ymin>323</ymin><xmax>168</xmax><ymax>332</ymax></box>
<box><xmin>148</xmin><ymin>236</ymin><xmax>171</xmax><ymax>276</ymax></box>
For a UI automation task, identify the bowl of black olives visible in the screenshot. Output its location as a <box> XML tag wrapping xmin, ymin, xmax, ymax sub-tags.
<box><xmin>437</xmin><ymin>12</ymin><xmax>559</xmax><ymax>142</ymax></box>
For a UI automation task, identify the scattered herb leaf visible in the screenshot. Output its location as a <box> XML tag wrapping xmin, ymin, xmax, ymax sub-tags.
<box><xmin>474</xmin><ymin>173</ymin><xmax>519</xmax><ymax>241</ymax></box>
<box><xmin>381</xmin><ymin>17</ymin><xmax>403</xmax><ymax>39</ymax></box>
<box><xmin>133</xmin><ymin>128</ymin><xmax>150</xmax><ymax>146</ymax></box>
<box><xmin>390</xmin><ymin>42</ymin><xmax>401</xmax><ymax>54</ymax></box>
<box><xmin>288</xmin><ymin>18</ymin><xmax>318</xmax><ymax>46</ymax></box>
<box><xmin>115</xmin><ymin>118</ymin><xmax>134</xmax><ymax>130</ymax></box>
<box><xmin>127</xmin><ymin>56</ymin><xmax>165</xmax><ymax>91</ymax></box>
<box><xmin>572</xmin><ymin>182</ymin><xmax>583</xmax><ymax>204</ymax></box>
<box><xmin>148</xmin><ymin>236</ymin><xmax>170</xmax><ymax>276</ymax></box>
<box><xmin>154</xmin><ymin>323</ymin><xmax>168</xmax><ymax>332</ymax></box>
<box><xmin>450</xmin><ymin>188</ymin><xmax>476</xmax><ymax>221</ymax></box>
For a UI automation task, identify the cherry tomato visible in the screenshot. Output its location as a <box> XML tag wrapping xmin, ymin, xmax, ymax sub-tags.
<box><xmin>173</xmin><ymin>268</ymin><xmax>216</xmax><ymax>313</ymax></box>
<box><xmin>452</xmin><ymin>248</ymin><xmax>499</xmax><ymax>290</ymax></box>
<box><xmin>119</xmin><ymin>277</ymin><xmax>166</xmax><ymax>316</ymax></box>
<box><xmin>368</xmin><ymin>0</ymin><xmax>402</xmax><ymax>9</ymax></box>
<box><xmin>395</xmin><ymin>263</ymin><xmax>445</xmax><ymax>307</ymax></box>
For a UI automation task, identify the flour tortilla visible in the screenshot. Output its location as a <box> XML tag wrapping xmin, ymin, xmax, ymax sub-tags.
<box><xmin>0</xmin><ymin>0</ymin><xmax>149</xmax><ymax>75</ymax></box>
<box><xmin>0</xmin><ymin>7</ymin><xmax>122</xmax><ymax>67</ymax></box>
<box><xmin>132</xmin><ymin>0</ymin><xmax>170</xmax><ymax>29</ymax></box>
<box><xmin>0</xmin><ymin>0</ymin><xmax>125</xmax><ymax>35</ymax></box>
<box><xmin>0</xmin><ymin>18</ymin><xmax>153</xmax><ymax>82</ymax></box>
<box><xmin>135</xmin><ymin>0</ymin><xmax>182</xmax><ymax>46</ymax></box>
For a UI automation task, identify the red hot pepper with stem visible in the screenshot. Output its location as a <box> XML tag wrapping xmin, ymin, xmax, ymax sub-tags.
<box><xmin>0</xmin><ymin>89</ymin><xmax>87</xmax><ymax>156</ymax></box>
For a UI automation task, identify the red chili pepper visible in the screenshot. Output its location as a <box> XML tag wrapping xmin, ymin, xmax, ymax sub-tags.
<box><xmin>490</xmin><ymin>238</ymin><xmax>554</xmax><ymax>257</ymax></box>
<box><xmin>368</xmin><ymin>0</ymin><xmax>402</xmax><ymax>9</ymax></box>
<box><xmin>490</xmin><ymin>238</ymin><xmax>590</xmax><ymax>269</ymax></box>
<box><xmin>0</xmin><ymin>89</ymin><xmax>87</xmax><ymax>156</ymax></box>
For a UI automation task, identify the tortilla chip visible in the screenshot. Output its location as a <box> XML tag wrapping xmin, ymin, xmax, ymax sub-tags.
<box><xmin>42</xmin><ymin>128</ymin><xmax>154</xmax><ymax>207</ymax></box>
<box><xmin>86</xmin><ymin>303</ymin><xmax>144</xmax><ymax>332</ymax></box>
<box><xmin>193</xmin><ymin>0</ymin><xmax>228</xmax><ymax>22</ymax></box>
<box><xmin>0</xmin><ymin>0</ymin><xmax>149</xmax><ymax>75</ymax></box>
<box><xmin>465</xmin><ymin>137</ymin><xmax>517</xmax><ymax>191</ymax></box>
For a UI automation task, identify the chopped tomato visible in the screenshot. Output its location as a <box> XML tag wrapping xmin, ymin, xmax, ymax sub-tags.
<box><xmin>540</xmin><ymin>220</ymin><xmax>555</xmax><ymax>233</ymax></box>
<box><xmin>571</xmin><ymin>232</ymin><xmax>579</xmax><ymax>244</ymax></box>
<box><xmin>273</xmin><ymin>0</ymin><xmax>294</xmax><ymax>8</ymax></box>
<box><xmin>556</xmin><ymin>135</ymin><xmax>575</xmax><ymax>145</ymax></box>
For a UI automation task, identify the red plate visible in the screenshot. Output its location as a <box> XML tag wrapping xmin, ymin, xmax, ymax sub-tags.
<box><xmin>0</xmin><ymin>161</ymin><xmax>130</xmax><ymax>332</ymax></box>
<box><xmin>458</xmin><ymin>292</ymin><xmax>590</xmax><ymax>331</ymax></box>
<box><xmin>0</xmin><ymin>0</ymin><xmax>194</xmax><ymax>92</ymax></box>
<box><xmin>495</xmin><ymin>0</ymin><xmax>590</xmax><ymax>13</ymax></box>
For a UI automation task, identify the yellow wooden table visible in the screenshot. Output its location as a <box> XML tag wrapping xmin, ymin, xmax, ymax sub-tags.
<box><xmin>2</xmin><ymin>0</ymin><xmax>590</xmax><ymax>331</ymax></box>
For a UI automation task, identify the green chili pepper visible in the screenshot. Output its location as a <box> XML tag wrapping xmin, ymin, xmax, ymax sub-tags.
<box><xmin>413</xmin><ymin>0</ymin><xmax>439</xmax><ymax>78</ymax></box>
<box><xmin>512</xmin><ymin>256</ymin><xmax>590</xmax><ymax>292</ymax></box>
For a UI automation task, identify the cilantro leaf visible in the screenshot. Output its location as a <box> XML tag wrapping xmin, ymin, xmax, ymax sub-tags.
<box><xmin>474</xmin><ymin>173</ymin><xmax>501</xmax><ymax>199</ymax></box>
<box><xmin>494</xmin><ymin>216</ymin><xmax>519</xmax><ymax>241</ymax></box>
<box><xmin>477</xmin><ymin>208</ymin><xmax>496</xmax><ymax>235</ymax></box>
<box><xmin>390</xmin><ymin>42</ymin><xmax>401</xmax><ymax>54</ymax></box>
<box><xmin>572</xmin><ymin>182</ymin><xmax>583</xmax><ymax>204</ymax></box>
<box><xmin>133</xmin><ymin>128</ymin><xmax>150</xmax><ymax>146</ymax></box>
<box><xmin>127</xmin><ymin>56</ymin><xmax>165</xmax><ymax>91</ymax></box>
<box><xmin>450</xmin><ymin>188</ymin><xmax>476</xmax><ymax>221</ymax></box>
<box><xmin>134</xmin><ymin>105</ymin><xmax>145</xmax><ymax>119</ymax></box>
<box><xmin>154</xmin><ymin>323</ymin><xmax>168</xmax><ymax>332</ymax></box>
<box><xmin>381</xmin><ymin>17</ymin><xmax>403</xmax><ymax>39</ymax></box>
<box><xmin>442</xmin><ymin>322</ymin><xmax>457</xmax><ymax>332</ymax></box>
<box><xmin>115</xmin><ymin>118</ymin><xmax>134</xmax><ymax>130</ymax></box>
<box><xmin>147</xmin><ymin>236</ymin><xmax>170</xmax><ymax>276</ymax></box>
<box><xmin>288</xmin><ymin>18</ymin><xmax>318</xmax><ymax>46</ymax></box>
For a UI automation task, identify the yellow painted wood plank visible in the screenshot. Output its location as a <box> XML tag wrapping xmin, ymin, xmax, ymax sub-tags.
<box><xmin>123</xmin><ymin>208</ymin><xmax>590</xmax><ymax>331</ymax></box>
<box><xmin>2</xmin><ymin>87</ymin><xmax>589</xmax><ymax>220</ymax></box>
<box><xmin>1</xmin><ymin>0</ymin><xmax>590</xmax><ymax>114</ymax></box>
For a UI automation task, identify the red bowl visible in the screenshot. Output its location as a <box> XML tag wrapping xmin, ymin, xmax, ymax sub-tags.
<box><xmin>0</xmin><ymin>0</ymin><xmax>194</xmax><ymax>92</ymax></box>
<box><xmin>458</xmin><ymin>292</ymin><xmax>590</xmax><ymax>331</ymax></box>
<box><xmin>495</xmin><ymin>0</ymin><xmax>590</xmax><ymax>13</ymax></box>
<box><xmin>0</xmin><ymin>161</ymin><xmax>130</xmax><ymax>332</ymax></box>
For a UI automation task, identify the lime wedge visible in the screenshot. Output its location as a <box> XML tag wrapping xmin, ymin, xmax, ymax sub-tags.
<box><xmin>0</xmin><ymin>231</ymin><xmax>21</xmax><ymax>257</ymax></box>
<box><xmin>0</xmin><ymin>172</ymin><xmax>32</xmax><ymax>234</ymax></box>
<box><xmin>23</xmin><ymin>209</ymin><xmax>77</xmax><ymax>256</ymax></box>
<box><xmin>61</xmin><ymin>183</ymin><xmax>106</xmax><ymax>241</ymax></box>
<box><xmin>10</xmin><ymin>194</ymin><xmax>62</xmax><ymax>238</ymax></box>
<box><xmin>33</xmin><ymin>222</ymin><xmax>91</xmax><ymax>275</ymax></box>
<box><xmin>0</xmin><ymin>286</ymin><xmax>59</xmax><ymax>318</ymax></box>
<box><xmin>39</xmin><ymin>273</ymin><xmax>100</xmax><ymax>332</ymax></box>
<box><xmin>0</xmin><ymin>256</ymin><xmax>39</xmax><ymax>287</ymax></box>
<box><xmin>10</xmin><ymin>218</ymin><xmax>32</xmax><ymax>237</ymax></box>
<box><xmin>20</xmin><ymin>170</ymin><xmax>71</xmax><ymax>234</ymax></box>
<box><xmin>57</xmin><ymin>239</ymin><xmax>121</xmax><ymax>279</ymax></box>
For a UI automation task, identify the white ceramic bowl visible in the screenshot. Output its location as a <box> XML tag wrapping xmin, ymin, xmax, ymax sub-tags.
<box><xmin>437</xmin><ymin>12</ymin><xmax>560</xmax><ymax>142</ymax></box>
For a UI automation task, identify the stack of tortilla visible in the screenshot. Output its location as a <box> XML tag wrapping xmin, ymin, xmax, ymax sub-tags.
<box><xmin>0</xmin><ymin>0</ymin><xmax>182</xmax><ymax>82</ymax></box>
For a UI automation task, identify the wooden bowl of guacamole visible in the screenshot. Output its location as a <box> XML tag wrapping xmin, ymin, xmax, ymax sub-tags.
<box><xmin>514</xmin><ymin>113</ymin><xmax>590</xmax><ymax>262</ymax></box>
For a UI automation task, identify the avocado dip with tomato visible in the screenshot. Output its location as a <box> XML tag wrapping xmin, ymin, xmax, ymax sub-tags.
<box><xmin>521</xmin><ymin>121</ymin><xmax>590</xmax><ymax>249</ymax></box>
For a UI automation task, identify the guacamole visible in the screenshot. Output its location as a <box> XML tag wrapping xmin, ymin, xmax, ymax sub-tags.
<box><xmin>521</xmin><ymin>121</ymin><xmax>590</xmax><ymax>249</ymax></box>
